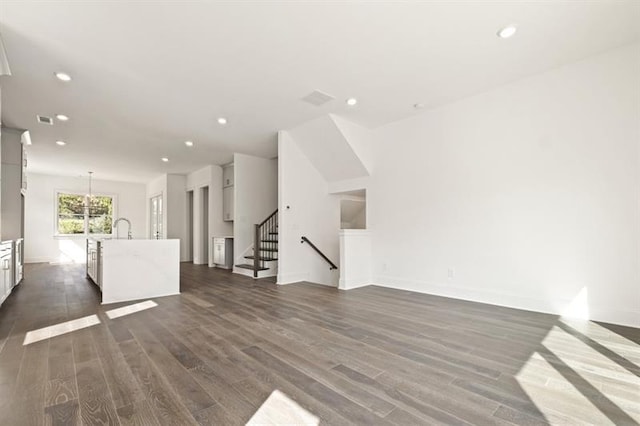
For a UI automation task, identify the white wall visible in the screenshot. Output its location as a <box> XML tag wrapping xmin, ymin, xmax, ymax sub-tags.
<box><xmin>370</xmin><ymin>43</ymin><xmax>640</xmax><ymax>327</ymax></box>
<box><xmin>25</xmin><ymin>173</ymin><xmax>146</xmax><ymax>263</ymax></box>
<box><xmin>278</xmin><ymin>131</ymin><xmax>341</xmax><ymax>286</ymax></box>
<box><xmin>339</xmin><ymin>230</ymin><xmax>371</xmax><ymax>290</ymax></box>
<box><xmin>186</xmin><ymin>165</ymin><xmax>231</xmax><ymax>265</ymax></box>
<box><xmin>287</xmin><ymin>115</ymin><xmax>370</xmax><ymax>182</ymax></box>
<box><xmin>233</xmin><ymin>153</ymin><xmax>278</xmax><ymax>268</ymax></box>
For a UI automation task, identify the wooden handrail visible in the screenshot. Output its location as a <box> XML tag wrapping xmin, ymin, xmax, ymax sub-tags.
<box><xmin>259</xmin><ymin>209</ymin><xmax>278</xmax><ymax>227</ymax></box>
<box><xmin>300</xmin><ymin>236</ymin><xmax>337</xmax><ymax>270</ymax></box>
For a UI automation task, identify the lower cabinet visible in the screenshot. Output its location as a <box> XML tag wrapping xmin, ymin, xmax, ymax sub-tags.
<box><xmin>0</xmin><ymin>241</ymin><xmax>13</xmax><ymax>305</ymax></box>
<box><xmin>14</xmin><ymin>239</ymin><xmax>23</xmax><ymax>286</ymax></box>
<box><xmin>212</xmin><ymin>237</ymin><xmax>233</xmax><ymax>269</ymax></box>
<box><xmin>86</xmin><ymin>240</ymin><xmax>102</xmax><ymax>289</ymax></box>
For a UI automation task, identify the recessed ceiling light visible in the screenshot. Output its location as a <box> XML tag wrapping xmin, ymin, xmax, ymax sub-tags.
<box><xmin>217</xmin><ymin>117</ymin><xmax>227</xmax><ymax>125</ymax></box>
<box><xmin>55</xmin><ymin>72</ymin><xmax>72</xmax><ymax>82</ymax></box>
<box><xmin>414</xmin><ymin>103</ymin><xmax>425</xmax><ymax>109</ymax></box>
<box><xmin>55</xmin><ymin>140</ymin><xmax>66</xmax><ymax>146</ymax></box>
<box><xmin>161</xmin><ymin>157</ymin><xmax>169</xmax><ymax>162</ymax></box>
<box><xmin>346</xmin><ymin>98</ymin><xmax>358</xmax><ymax>106</ymax></box>
<box><xmin>56</xmin><ymin>114</ymin><xmax>69</xmax><ymax>121</ymax></box>
<box><xmin>184</xmin><ymin>140</ymin><xmax>194</xmax><ymax>147</ymax></box>
<box><xmin>497</xmin><ymin>25</ymin><xmax>517</xmax><ymax>39</ymax></box>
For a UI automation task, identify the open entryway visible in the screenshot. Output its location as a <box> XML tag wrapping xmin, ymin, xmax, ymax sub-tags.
<box><xmin>340</xmin><ymin>189</ymin><xmax>366</xmax><ymax>229</ymax></box>
<box><xmin>149</xmin><ymin>193</ymin><xmax>163</xmax><ymax>239</ymax></box>
<box><xmin>186</xmin><ymin>190</ymin><xmax>194</xmax><ymax>262</ymax></box>
<box><xmin>200</xmin><ymin>186</ymin><xmax>209</xmax><ymax>264</ymax></box>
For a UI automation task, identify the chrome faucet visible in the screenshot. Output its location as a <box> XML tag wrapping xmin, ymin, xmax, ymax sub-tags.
<box><xmin>113</xmin><ymin>217</ymin><xmax>132</xmax><ymax>239</ymax></box>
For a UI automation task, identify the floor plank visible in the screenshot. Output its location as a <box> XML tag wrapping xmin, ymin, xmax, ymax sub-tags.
<box><xmin>0</xmin><ymin>262</ymin><xmax>638</xmax><ymax>425</ymax></box>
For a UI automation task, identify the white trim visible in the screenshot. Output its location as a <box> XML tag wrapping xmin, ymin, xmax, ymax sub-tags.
<box><xmin>24</xmin><ymin>257</ymin><xmax>55</xmax><ymax>264</ymax></box>
<box><xmin>372</xmin><ymin>274</ymin><xmax>640</xmax><ymax>328</ymax></box>
<box><xmin>277</xmin><ymin>272</ymin><xmax>309</xmax><ymax>284</ymax></box>
<box><xmin>102</xmin><ymin>291</ymin><xmax>180</xmax><ymax>305</ymax></box>
<box><xmin>339</xmin><ymin>229</ymin><xmax>370</xmax><ymax>237</ymax></box>
<box><xmin>339</xmin><ymin>278</ymin><xmax>371</xmax><ymax>290</ymax></box>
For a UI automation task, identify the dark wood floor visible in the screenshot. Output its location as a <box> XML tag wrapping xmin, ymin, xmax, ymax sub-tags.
<box><xmin>0</xmin><ymin>263</ymin><xmax>638</xmax><ymax>425</ymax></box>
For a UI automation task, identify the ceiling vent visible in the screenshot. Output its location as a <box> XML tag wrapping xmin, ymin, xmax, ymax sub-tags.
<box><xmin>37</xmin><ymin>115</ymin><xmax>54</xmax><ymax>125</ymax></box>
<box><xmin>301</xmin><ymin>90</ymin><xmax>335</xmax><ymax>106</ymax></box>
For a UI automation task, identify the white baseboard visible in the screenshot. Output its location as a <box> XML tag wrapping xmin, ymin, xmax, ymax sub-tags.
<box><xmin>373</xmin><ymin>274</ymin><xmax>640</xmax><ymax>329</ymax></box>
<box><xmin>25</xmin><ymin>257</ymin><xmax>57</xmax><ymax>264</ymax></box>
<box><xmin>277</xmin><ymin>272</ymin><xmax>309</xmax><ymax>285</ymax></box>
<box><xmin>101</xmin><ymin>291</ymin><xmax>180</xmax><ymax>305</ymax></box>
<box><xmin>339</xmin><ymin>277</ymin><xmax>372</xmax><ymax>290</ymax></box>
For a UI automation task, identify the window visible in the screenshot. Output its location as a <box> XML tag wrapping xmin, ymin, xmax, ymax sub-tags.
<box><xmin>56</xmin><ymin>192</ymin><xmax>114</xmax><ymax>236</ymax></box>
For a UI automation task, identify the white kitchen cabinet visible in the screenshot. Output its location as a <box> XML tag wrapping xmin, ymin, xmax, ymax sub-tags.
<box><xmin>222</xmin><ymin>163</ymin><xmax>234</xmax><ymax>222</ymax></box>
<box><xmin>212</xmin><ymin>237</ymin><xmax>233</xmax><ymax>269</ymax></box>
<box><xmin>0</xmin><ymin>241</ymin><xmax>13</xmax><ymax>306</ymax></box>
<box><xmin>21</xmin><ymin>146</ymin><xmax>27</xmax><ymax>192</ymax></box>
<box><xmin>1</xmin><ymin>127</ymin><xmax>27</xmax><ymax>241</ymax></box>
<box><xmin>223</xmin><ymin>164</ymin><xmax>234</xmax><ymax>187</ymax></box>
<box><xmin>223</xmin><ymin>186</ymin><xmax>234</xmax><ymax>221</ymax></box>
<box><xmin>86</xmin><ymin>239</ymin><xmax>102</xmax><ymax>289</ymax></box>
<box><xmin>13</xmin><ymin>238</ymin><xmax>23</xmax><ymax>286</ymax></box>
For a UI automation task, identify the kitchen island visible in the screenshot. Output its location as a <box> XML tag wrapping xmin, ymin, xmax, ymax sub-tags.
<box><xmin>87</xmin><ymin>238</ymin><xmax>180</xmax><ymax>304</ymax></box>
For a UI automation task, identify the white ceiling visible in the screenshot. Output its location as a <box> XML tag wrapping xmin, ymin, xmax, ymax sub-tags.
<box><xmin>0</xmin><ymin>1</ymin><xmax>638</xmax><ymax>183</ymax></box>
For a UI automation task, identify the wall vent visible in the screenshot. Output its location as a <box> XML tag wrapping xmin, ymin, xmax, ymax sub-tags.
<box><xmin>301</xmin><ymin>90</ymin><xmax>335</xmax><ymax>106</ymax></box>
<box><xmin>37</xmin><ymin>115</ymin><xmax>54</xmax><ymax>125</ymax></box>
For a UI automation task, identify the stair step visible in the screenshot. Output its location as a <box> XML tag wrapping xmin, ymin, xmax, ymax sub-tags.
<box><xmin>258</xmin><ymin>248</ymin><xmax>278</xmax><ymax>252</ymax></box>
<box><xmin>261</xmin><ymin>240</ymin><xmax>278</xmax><ymax>243</ymax></box>
<box><xmin>235</xmin><ymin>264</ymin><xmax>269</xmax><ymax>271</ymax></box>
<box><xmin>244</xmin><ymin>255</ymin><xmax>278</xmax><ymax>261</ymax></box>
<box><xmin>269</xmin><ymin>232</ymin><xmax>278</xmax><ymax>235</ymax></box>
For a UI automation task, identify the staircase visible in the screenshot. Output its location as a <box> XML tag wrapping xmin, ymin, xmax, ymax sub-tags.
<box><xmin>235</xmin><ymin>209</ymin><xmax>278</xmax><ymax>278</ymax></box>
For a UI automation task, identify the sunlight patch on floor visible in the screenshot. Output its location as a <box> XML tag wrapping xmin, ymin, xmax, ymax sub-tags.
<box><xmin>247</xmin><ymin>390</ymin><xmax>319</xmax><ymax>426</ymax></box>
<box><xmin>105</xmin><ymin>300</ymin><xmax>158</xmax><ymax>319</ymax></box>
<box><xmin>517</xmin><ymin>347</ymin><xmax>612</xmax><ymax>424</ymax></box>
<box><xmin>516</xmin><ymin>324</ymin><xmax>640</xmax><ymax>425</ymax></box>
<box><xmin>23</xmin><ymin>314</ymin><xmax>100</xmax><ymax>345</ymax></box>
<box><xmin>564</xmin><ymin>319</ymin><xmax>640</xmax><ymax>360</ymax></box>
<box><xmin>543</xmin><ymin>326</ymin><xmax>640</xmax><ymax>389</ymax></box>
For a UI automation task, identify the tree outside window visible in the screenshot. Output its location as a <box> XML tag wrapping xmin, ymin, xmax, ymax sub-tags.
<box><xmin>57</xmin><ymin>192</ymin><xmax>114</xmax><ymax>235</ymax></box>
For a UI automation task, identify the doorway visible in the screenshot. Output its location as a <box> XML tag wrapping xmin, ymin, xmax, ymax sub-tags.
<box><xmin>340</xmin><ymin>189</ymin><xmax>366</xmax><ymax>229</ymax></box>
<box><xmin>149</xmin><ymin>194</ymin><xmax>163</xmax><ymax>239</ymax></box>
<box><xmin>200</xmin><ymin>186</ymin><xmax>209</xmax><ymax>264</ymax></box>
<box><xmin>186</xmin><ymin>190</ymin><xmax>194</xmax><ymax>262</ymax></box>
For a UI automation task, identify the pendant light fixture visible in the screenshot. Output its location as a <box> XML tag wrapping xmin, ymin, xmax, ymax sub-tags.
<box><xmin>84</xmin><ymin>171</ymin><xmax>97</xmax><ymax>215</ymax></box>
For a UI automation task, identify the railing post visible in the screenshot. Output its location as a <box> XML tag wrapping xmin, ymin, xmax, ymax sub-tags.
<box><xmin>254</xmin><ymin>224</ymin><xmax>260</xmax><ymax>278</ymax></box>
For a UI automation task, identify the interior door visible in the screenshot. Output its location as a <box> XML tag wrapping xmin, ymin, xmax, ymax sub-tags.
<box><xmin>150</xmin><ymin>194</ymin><xmax>163</xmax><ymax>239</ymax></box>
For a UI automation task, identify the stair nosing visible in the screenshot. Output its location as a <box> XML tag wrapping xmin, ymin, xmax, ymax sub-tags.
<box><xmin>244</xmin><ymin>255</ymin><xmax>278</xmax><ymax>261</ymax></box>
<box><xmin>235</xmin><ymin>263</ymin><xmax>269</xmax><ymax>271</ymax></box>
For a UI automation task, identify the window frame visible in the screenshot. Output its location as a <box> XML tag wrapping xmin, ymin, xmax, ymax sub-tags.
<box><xmin>54</xmin><ymin>190</ymin><xmax>118</xmax><ymax>238</ymax></box>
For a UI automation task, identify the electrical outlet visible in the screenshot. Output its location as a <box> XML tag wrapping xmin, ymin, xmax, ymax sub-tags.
<box><xmin>447</xmin><ymin>268</ymin><xmax>455</xmax><ymax>280</ymax></box>
<box><xmin>382</xmin><ymin>263</ymin><xmax>388</xmax><ymax>272</ymax></box>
